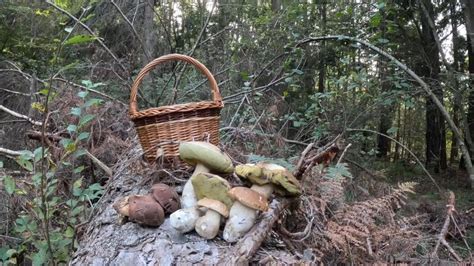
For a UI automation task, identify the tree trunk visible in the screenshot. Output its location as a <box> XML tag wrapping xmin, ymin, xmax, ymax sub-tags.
<box><xmin>463</xmin><ymin>0</ymin><xmax>474</xmax><ymax>171</ymax></box>
<box><xmin>450</xmin><ymin>0</ymin><xmax>461</xmax><ymax>164</ymax></box>
<box><xmin>420</xmin><ymin>0</ymin><xmax>447</xmax><ymax>172</ymax></box>
<box><xmin>377</xmin><ymin>8</ymin><xmax>392</xmax><ymax>158</ymax></box>
<box><xmin>317</xmin><ymin>1</ymin><xmax>327</xmax><ymax>93</ymax></box>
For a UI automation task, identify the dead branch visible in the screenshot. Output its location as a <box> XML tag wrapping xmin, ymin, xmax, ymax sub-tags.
<box><xmin>293</xmin><ymin>137</ymin><xmax>342</xmax><ymax>179</ymax></box>
<box><xmin>0</xmin><ymin>104</ymin><xmax>42</xmax><ymax>126</ymax></box>
<box><xmin>223</xmin><ymin>199</ymin><xmax>290</xmax><ymax>264</ymax></box>
<box><xmin>0</xmin><ymin>147</ymin><xmax>23</xmax><ymax>157</ymax></box>
<box><xmin>85</xmin><ymin>150</ymin><xmax>113</xmax><ymax>177</ymax></box>
<box><xmin>431</xmin><ymin>191</ymin><xmax>461</xmax><ymax>262</ymax></box>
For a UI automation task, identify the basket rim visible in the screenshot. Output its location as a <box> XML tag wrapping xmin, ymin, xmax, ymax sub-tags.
<box><xmin>130</xmin><ymin>100</ymin><xmax>223</xmax><ymax>121</ymax></box>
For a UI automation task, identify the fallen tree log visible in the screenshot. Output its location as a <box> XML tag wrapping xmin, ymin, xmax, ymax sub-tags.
<box><xmin>70</xmin><ymin>145</ymin><xmax>297</xmax><ymax>265</ymax></box>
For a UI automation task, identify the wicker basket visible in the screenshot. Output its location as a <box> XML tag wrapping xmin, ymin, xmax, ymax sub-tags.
<box><xmin>129</xmin><ymin>54</ymin><xmax>223</xmax><ymax>163</ymax></box>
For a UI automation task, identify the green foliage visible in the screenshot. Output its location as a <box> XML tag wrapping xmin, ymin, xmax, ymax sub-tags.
<box><xmin>0</xmin><ymin>81</ymin><xmax>104</xmax><ymax>264</ymax></box>
<box><xmin>325</xmin><ymin>163</ymin><xmax>353</xmax><ymax>180</ymax></box>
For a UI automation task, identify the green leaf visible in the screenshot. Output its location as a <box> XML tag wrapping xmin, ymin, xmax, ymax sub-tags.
<box><xmin>33</xmin><ymin>147</ymin><xmax>46</xmax><ymax>163</ymax></box>
<box><xmin>77</xmin><ymin>91</ymin><xmax>89</xmax><ymax>98</ymax></box>
<box><xmin>73</xmin><ymin>166</ymin><xmax>85</xmax><ymax>174</ymax></box>
<box><xmin>31</xmin><ymin>248</ymin><xmax>47</xmax><ymax>266</ymax></box>
<box><xmin>73</xmin><ymin>178</ymin><xmax>83</xmax><ymax>196</ymax></box>
<box><xmin>79</xmin><ymin>114</ymin><xmax>95</xmax><ymax>127</ymax></box>
<box><xmin>70</xmin><ymin>107</ymin><xmax>82</xmax><ymax>116</ymax></box>
<box><xmin>64</xmin><ymin>34</ymin><xmax>97</xmax><ymax>46</ymax></box>
<box><xmin>67</xmin><ymin>124</ymin><xmax>77</xmax><ymax>133</ymax></box>
<box><xmin>2</xmin><ymin>176</ymin><xmax>15</xmax><ymax>195</ymax></box>
<box><xmin>84</xmin><ymin>98</ymin><xmax>103</xmax><ymax>107</ymax></box>
<box><xmin>292</xmin><ymin>69</ymin><xmax>304</xmax><ymax>75</ymax></box>
<box><xmin>77</xmin><ymin>132</ymin><xmax>90</xmax><ymax>141</ymax></box>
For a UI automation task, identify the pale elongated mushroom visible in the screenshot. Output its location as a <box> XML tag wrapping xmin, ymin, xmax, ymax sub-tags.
<box><xmin>194</xmin><ymin>198</ymin><xmax>229</xmax><ymax>239</ymax></box>
<box><xmin>178</xmin><ymin>141</ymin><xmax>234</xmax><ymax>209</ymax></box>
<box><xmin>223</xmin><ymin>162</ymin><xmax>302</xmax><ymax>242</ymax></box>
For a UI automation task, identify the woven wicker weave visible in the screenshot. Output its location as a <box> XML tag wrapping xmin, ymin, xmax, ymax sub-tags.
<box><xmin>129</xmin><ymin>54</ymin><xmax>223</xmax><ymax>162</ymax></box>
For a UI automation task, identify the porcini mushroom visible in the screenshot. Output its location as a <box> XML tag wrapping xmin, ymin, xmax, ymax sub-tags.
<box><xmin>151</xmin><ymin>183</ymin><xmax>180</xmax><ymax>214</ymax></box>
<box><xmin>127</xmin><ymin>195</ymin><xmax>165</xmax><ymax>226</ymax></box>
<box><xmin>194</xmin><ymin>198</ymin><xmax>229</xmax><ymax>239</ymax></box>
<box><xmin>191</xmin><ymin>172</ymin><xmax>233</xmax><ymax>208</ymax></box>
<box><xmin>223</xmin><ymin>162</ymin><xmax>302</xmax><ymax>242</ymax></box>
<box><xmin>178</xmin><ymin>141</ymin><xmax>234</xmax><ymax>209</ymax></box>
<box><xmin>222</xmin><ymin>187</ymin><xmax>270</xmax><ymax>242</ymax></box>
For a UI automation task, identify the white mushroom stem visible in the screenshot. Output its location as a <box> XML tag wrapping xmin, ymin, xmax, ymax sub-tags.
<box><xmin>181</xmin><ymin>164</ymin><xmax>210</xmax><ymax>209</ymax></box>
<box><xmin>223</xmin><ymin>184</ymin><xmax>274</xmax><ymax>242</ymax></box>
<box><xmin>170</xmin><ymin>207</ymin><xmax>201</xmax><ymax>233</ymax></box>
<box><xmin>195</xmin><ymin>209</ymin><xmax>221</xmax><ymax>239</ymax></box>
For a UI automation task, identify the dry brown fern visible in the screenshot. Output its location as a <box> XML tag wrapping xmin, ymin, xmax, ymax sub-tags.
<box><xmin>325</xmin><ymin>182</ymin><xmax>417</xmax><ymax>261</ymax></box>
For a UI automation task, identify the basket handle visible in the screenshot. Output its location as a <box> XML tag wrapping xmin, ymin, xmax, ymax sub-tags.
<box><xmin>129</xmin><ymin>54</ymin><xmax>222</xmax><ymax>117</ymax></box>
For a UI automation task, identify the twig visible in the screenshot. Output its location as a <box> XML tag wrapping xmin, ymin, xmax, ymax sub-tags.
<box><xmin>0</xmin><ymin>147</ymin><xmax>23</xmax><ymax>157</ymax></box>
<box><xmin>219</xmin><ymin>126</ymin><xmax>308</xmax><ymax>146</ymax></box>
<box><xmin>337</xmin><ymin>143</ymin><xmax>352</xmax><ymax>165</ymax></box>
<box><xmin>0</xmin><ymin>104</ymin><xmax>42</xmax><ymax>126</ymax></box>
<box><xmin>293</xmin><ymin>142</ymin><xmax>314</xmax><ymax>177</ymax></box>
<box><xmin>46</xmin><ymin>0</ymin><xmax>128</xmax><ymax>74</ymax></box>
<box><xmin>85</xmin><ymin>150</ymin><xmax>113</xmax><ymax>177</ymax></box>
<box><xmin>431</xmin><ymin>191</ymin><xmax>461</xmax><ymax>261</ymax></box>
<box><xmin>110</xmin><ymin>0</ymin><xmax>151</xmax><ymax>61</ymax></box>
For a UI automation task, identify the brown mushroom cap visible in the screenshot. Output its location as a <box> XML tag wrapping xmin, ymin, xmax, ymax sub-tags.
<box><xmin>228</xmin><ymin>187</ymin><xmax>269</xmax><ymax>211</ymax></box>
<box><xmin>128</xmin><ymin>195</ymin><xmax>165</xmax><ymax>226</ymax></box>
<box><xmin>197</xmin><ymin>198</ymin><xmax>229</xmax><ymax>217</ymax></box>
<box><xmin>151</xmin><ymin>183</ymin><xmax>181</xmax><ymax>214</ymax></box>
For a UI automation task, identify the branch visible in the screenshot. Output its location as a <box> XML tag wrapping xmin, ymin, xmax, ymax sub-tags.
<box><xmin>431</xmin><ymin>191</ymin><xmax>462</xmax><ymax>261</ymax></box>
<box><xmin>85</xmin><ymin>150</ymin><xmax>113</xmax><ymax>177</ymax></box>
<box><xmin>46</xmin><ymin>1</ymin><xmax>128</xmax><ymax>74</ymax></box>
<box><xmin>298</xmin><ymin>35</ymin><xmax>474</xmax><ymax>188</ymax></box>
<box><xmin>110</xmin><ymin>0</ymin><xmax>151</xmax><ymax>61</ymax></box>
<box><xmin>0</xmin><ymin>105</ymin><xmax>42</xmax><ymax>126</ymax></box>
<box><xmin>219</xmin><ymin>126</ymin><xmax>308</xmax><ymax>146</ymax></box>
<box><xmin>0</xmin><ymin>147</ymin><xmax>23</xmax><ymax>157</ymax></box>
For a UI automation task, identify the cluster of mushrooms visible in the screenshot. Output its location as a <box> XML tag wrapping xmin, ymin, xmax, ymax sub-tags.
<box><xmin>113</xmin><ymin>141</ymin><xmax>301</xmax><ymax>243</ymax></box>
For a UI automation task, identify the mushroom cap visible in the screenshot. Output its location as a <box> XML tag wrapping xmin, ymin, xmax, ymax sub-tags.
<box><xmin>151</xmin><ymin>183</ymin><xmax>181</xmax><ymax>214</ymax></box>
<box><xmin>128</xmin><ymin>195</ymin><xmax>165</xmax><ymax>226</ymax></box>
<box><xmin>179</xmin><ymin>142</ymin><xmax>234</xmax><ymax>173</ymax></box>
<box><xmin>237</xmin><ymin>162</ymin><xmax>302</xmax><ymax>196</ymax></box>
<box><xmin>235</xmin><ymin>163</ymin><xmax>268</xmax><ymax>185</ymax></box>
<box><xmin>267</xmin><ymin>169</ymin><xmax>302</xmax><ymax>196</ymax></box>
<box><xmin>228</xmin><ymin>187</ymin><xmax>269</xmax><ymax>211</ymax></box>
<box><xmin>191</xmin><ymin>172</ymin><xmax>233</xmax><ymax>208</ymax></box>
<box><xmin>197</xmin><ymin>198</ymin><xmax>229</xmax><ymax>217</ymax></box>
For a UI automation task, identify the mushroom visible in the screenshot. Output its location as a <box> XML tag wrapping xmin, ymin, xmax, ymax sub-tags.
<box><xmin>222</xmin><ymin>187</ymin><xmax>270</xmax><ymax>242</ymax></box>
<box><xmin>178</xmin><ymin>141</ymin><xmax>234</xmax><ymax>209</ymax></box>
<box><xmin>194</xmin><ymin>198</ymin><xmax>229</xmax><ymax>239</ymax></box>
<box><xmin>113</xmin><ymin>183</ymin><xmax>179</xmax><ymax>227</ymax></box>
<box><xmin>151</xmin><ymin>183</ymin><xmax>180</xmax><ymax>214</ymax></box>
<box><xmin>127</xmin><ymin>195</ymin><xmax>165</xmax><ymax>226</ymax></box>
<box><xmin>191</xmin><ymin>172</ymin><xmax>233</xmax><ymax>208</ymax></box>
<box><xmin>169</xmin><ymin>207</ymin><xmax>203</xmax><ymax>233</ymax></box>
<box><xmin>223</xmin><ymin>162</ymin><xmax>302</xmax><ymax>242</ymax></box>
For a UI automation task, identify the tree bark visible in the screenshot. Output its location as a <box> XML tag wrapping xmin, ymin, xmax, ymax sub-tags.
<box><xmin>419</xmin><ymin>0</ymin><xmax>447</xmax><ymax>172</ymax></box>
<box><xmin>450</xmin><ymin>0</ymin><xmax>461</xmax><ymax>164</ymax></box>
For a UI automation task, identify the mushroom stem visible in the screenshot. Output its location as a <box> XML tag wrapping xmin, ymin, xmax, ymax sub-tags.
<box><xmin>195</xmin><ymin>209</ymin><xmax>221</xmax><ymax>239</ymax></box>
<box><xmin>223</xmin><ymin>185</ymin><xmax>272</xmax><ymax>243</ymax></box>
<box><xmin>223</xmin><ymin>202</ymin><xmax>257</xmax><ymax>242</ymax></box>
<box><xmin>170</xmin><ymin>207</ymin><xmax>202</xmax><ymax>233</ymax></box>
<box><xmin>181</xmin><ymin>164</ymin><xmax>210</xmax><ymax>209</ymax></box>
